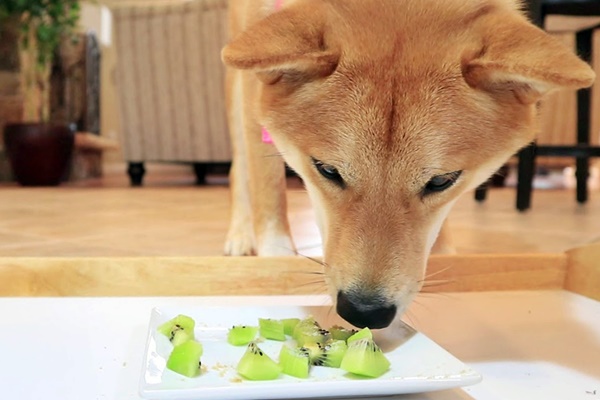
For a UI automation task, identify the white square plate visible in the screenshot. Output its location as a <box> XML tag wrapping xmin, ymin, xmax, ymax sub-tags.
<box><xmin>140</xmin><ymin>305</ymin><xmax>482</xmax><ymax>399</ymax></box>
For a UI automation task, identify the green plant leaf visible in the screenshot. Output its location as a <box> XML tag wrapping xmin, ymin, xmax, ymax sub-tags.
<box><xmin>2</xmin><ymin>0</ymin><xmax>82</xmax><ymax>122</ymax></box>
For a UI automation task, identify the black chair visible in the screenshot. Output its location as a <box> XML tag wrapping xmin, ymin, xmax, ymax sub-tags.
<box><xmin>475</xmin><ymin>0</ymin><xmax>600</xmax><ymax>211</ymax></box>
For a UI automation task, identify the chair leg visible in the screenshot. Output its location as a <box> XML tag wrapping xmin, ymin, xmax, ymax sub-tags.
<box><xmin>516</xmin><ymin>144</ymin><xmax>536</xmax><ymax>212</ymax></box>
<box><xmin>576</xmin><ymin>157</ymin><xmax>589</xmax><ymax>203</ymax></box>
<box><xmin>575</xmin><ymin>28</ymin><xmax>593</xmax><ymax>204</ymax></box>
<box><xmin>513</xmin><ymin>0</ymin><xmax>542</xmax><ymax>212</ymax></box>
<box><xmin>127</xmin><ymin>162</ymin><xmax>146</xmax><ymax>186</ymax></box>
<box><xmin>193</xmin><ymin>163</ymin><xmax>207</xmax><ymax>185</ymax></box>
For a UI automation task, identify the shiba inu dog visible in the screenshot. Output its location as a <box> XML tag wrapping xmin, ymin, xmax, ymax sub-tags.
<box><xmin>222</xmin><ymin>0</ymin><xmax>594</xmax><ymax>328</ymax></box>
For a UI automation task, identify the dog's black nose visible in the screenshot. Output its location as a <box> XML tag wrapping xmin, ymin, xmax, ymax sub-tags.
<box><xmin>336</xmin><ymin>291</ymin><xmax>397</xmax><ymax>329</ymax></box>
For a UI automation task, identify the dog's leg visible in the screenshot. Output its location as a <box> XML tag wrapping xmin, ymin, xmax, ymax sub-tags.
<box><xmin>240</xmin><ymin>73</ymin><xmax>296</xmax><ymax>256</ymax></box>
<box><xmin>224</xmin><ymin>68</ymin><xmax>256</xmax><ymax>256</ymax></box>
<box><xmin>431</xmin><ymin>220</ymin><xmax>456</xmax><ymax>254</ymax></box>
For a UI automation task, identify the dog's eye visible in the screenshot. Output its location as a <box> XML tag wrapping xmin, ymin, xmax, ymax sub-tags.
<box><xmin>423</xmin><ymin>171</ymin><xmax>462</xmax><ymax>195</ymax></box>
<box><xmin>313</xmin><ymin>158</ymin><xmax>345</xmax><ymax>188</ymax></box>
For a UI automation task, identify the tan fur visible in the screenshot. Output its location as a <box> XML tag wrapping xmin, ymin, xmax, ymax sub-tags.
<box><xmin>222</xmin><ymin>0</ymin><xmax>594</xmax><ymax>327</ymax></box>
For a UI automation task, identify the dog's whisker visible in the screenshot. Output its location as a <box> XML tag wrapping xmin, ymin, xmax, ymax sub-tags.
<box><xmin>419</xmin><ymin>265</ymin><xmax>453</xmax><ymax>281</ymax></box>
<box><xmin>326</xmin><ymin>304</ymin><xmax>335</xmax><ymax>319</ymax></box>
<box><xmin>294</xmin><ymin>279</ymin><xmax>327</xmax><ymax>288</ymax></box>
<box><xmin>273</xmin><ymin>247</ymin><xmax>329</xmax><ymax>296</ymax></box>
<box><xmin>266</xmin><ymin>244</ymin><xmax>328</xmax><ymax>268</ymax></box>
<box><xmin>295</xmin><ymin>251</ymin><xmax>329</xmax><ymax>269</ymax></box>
<box><xmin>289</xmin><ymin>284</ymin><xmax>328</xmax><ymax>296</ymax></box>
<box><xmin>291</xmin><ymin>288</ymin><xmax>328</xmax><ymax>296</ymax></box>
<box><xmin>318</xmin><ymin>295</ymin><xmax>334</xmax><ymax>308</ymax></box>
<box><xmin>408</xmin><ymin>297</ymin><xmax>433</xmax><ymax>314</ymax></box>
<box><xmin>402</xmin><ymin>308</ymin><xmax>420</xmax><ymax>328</ymax></box>
<box><xmin>300</xmin><ymin>256</ymin><xmax>326</xmax><ymax>267</ymax></box>
<box><xmin>417</xmin><ymin>291</ymin><xmax>455</xmax><ymax>300</ymax></box>
<box><xmin>420</xmin><ymin>279</ymin><xmax>454</xmax><ymax>288</ymax></box>
<box><xmin>295</xmin><ymin>243</ymin><xmax>323</xmax><ymax>251</ymax></box>
<box><xmin>287</xmin><ymin>270</ymin><xmax>324</xmax><ymax>276</ymax></box>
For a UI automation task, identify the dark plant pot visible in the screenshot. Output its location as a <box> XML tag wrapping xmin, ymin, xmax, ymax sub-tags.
<box><xmin>3</xmin><ymin>123</ymin><xmax>74</xmax><ymax>186</ymax></box>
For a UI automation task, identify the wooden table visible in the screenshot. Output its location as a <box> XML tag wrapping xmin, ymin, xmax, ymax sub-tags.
<box><xmin>1</xmin><ymin>243</ymin><xmax>599</xmax><ymax>399</ymax></box>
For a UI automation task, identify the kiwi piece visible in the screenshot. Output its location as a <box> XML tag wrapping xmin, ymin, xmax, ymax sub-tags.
<box><xmin>301</xmin><ymin>340</ymin><xmax>347</xmax><ymax>368</ymax></box>
<box><xmin>227</xmin><ymin>325</ymin><xmax>258</xmax><ymax>346</ymax></box>
<box><xmin>278</xmin><ymin>345</ymin><xmax>310</xmax><ymax>378</ymax></box>
<box><xmin>319</xmin><ymin>340</ymin><xmax>348</xmax><ymax>368</ymax></box>
<box><xmin>292</xmin><ymin>317</ymin><xmax>318</xmax><ymax>340</ymax></box>
<box><xmin>346</xmin><ymin>327</ymin><xmax>372</xmax><ymax>343</ymax></box>
<box><xmin>299</xmin><ymin>343</ymin><xmax>324</xmax><ymax>365</ymax></box>
<box><xmin>259</xmin><ymin>318</ymin><xmax>286</xmax><ymax>341</ymax></box>
<box><xmin>340</xmin><ymin>338</ymin><xmax>390</xmax><ymax>378</ymax></box>
<box><xmin>329</xmin><ymin>325</ymin><xmax>358</xmax><ymax>342</ymax></box>
<box><xmin>237</xmin><ymin>342</ymin><xmax>282</xmax><ymax>381</ymax></box>
<box><xmin>157</xmin><ymin>314</ymin><xmax>195</xmax><ymax>344</ymax></box>
<box><xmin>293</xmin><ymin>317</ymin><xmax>331</xmax><ymax>346</ymax></box>
<box><xmin>281</xmin><ymin>318</ymin><xmax>301</xmax><ymax>336</ymax></box>
<box><xmin>171</xmin><ymin>329</ymin><xmax>194</xmax><ymax>346</ymax></box>
<box><xmin>166</xmin><ymin>340</ymin><xmax>203</xmax><ymax>378</ymax></box>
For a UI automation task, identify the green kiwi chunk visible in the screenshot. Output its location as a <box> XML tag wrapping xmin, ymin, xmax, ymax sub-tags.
<box><xmin>171</xmin><ymin>329</ymin><xmax>194</xmax><ymax>346</ymax></box>
<box><xmin>259</xmin><ymin>318</ymin><xmax>286</xmax><ymax>341</ymax></box>
<box><xmin>281</xmin><ymin>318</ymin><xmax>301</xmax><ymax>336</ymax></box>
<box><xmin>319</xmin><ymin>340</ymin><xmax>348</xmax><ymax>368</ymax></box>
<box><xmin>237</xmin><ymin>342</ymin><xmax>282</xmax><ymax>380</ymax></box>
<box><xmin>346</xmin><ymin>327</ymin><xmax>372</xmax><ymax>343</ymax></box>
<box><xmin>340</xmin><ymin>338</ymin><xmax>390</xmax><ymax>378</ymax></box>
<box><xmin>157</xmin><ymin>314</ymin><xmax>195</xmax><ymax>345</ymax></box>
<box><xmin>227</xmin><ymin>325</ymin><xmax>258</xmax><ymax>346</ymax></box>
<box><xmin>329</xmin><ymin>325</ymin><xmax>358</xmax><ymax>342</ymax></box>
<box><xmin>301</xmin><ymin>340</ymin><xmax>347</xmax><ymax>368</ymax></box>
<box><xmin>166</xmin><ymin>340</ymin><xmax>203</xmax><ymax>378</ymax></box>
<box><xmin>292</xmin><ymin>317</ymin><xmax>331</xmax><ymax>346</ymax></box>
<box><xmin>278</xmin><ymin>345</ymin><xmax>310</xmax><ymax>378</ymax></box>
<box><xmin>299</xmin><ymin>343</ymin><xmax>324</xmax><ymax>365</ymax></box>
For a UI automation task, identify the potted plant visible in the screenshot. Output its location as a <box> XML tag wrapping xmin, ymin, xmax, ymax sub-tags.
<box><xmin>0</xmin><ymin>0</ymin><xmax>81</xmax><ymax>186</ymax></box>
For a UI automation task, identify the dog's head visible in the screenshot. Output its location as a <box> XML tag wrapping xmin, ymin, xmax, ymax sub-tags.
<box><xmin>223</xmin><ymin>0</ymin><xmax>594</xmax><ymax>328</ymax></box>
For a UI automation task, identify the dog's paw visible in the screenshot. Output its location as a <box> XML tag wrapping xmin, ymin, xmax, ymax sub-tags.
<box><xmin>224</xmin><ymin>229</ymin><xmax>255</xmax><ymax>256</ymax></box>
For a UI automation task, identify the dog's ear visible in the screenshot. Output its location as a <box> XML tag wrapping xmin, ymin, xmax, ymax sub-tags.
<box><xmin>221</xmin><ymin>2</ymin><xmax>338</xmax><ymax>84</ymax></box>
<box><xmin>463</xmin><ymin>12</ymin><xmax>595</xmax><ymax>104</ymax></box>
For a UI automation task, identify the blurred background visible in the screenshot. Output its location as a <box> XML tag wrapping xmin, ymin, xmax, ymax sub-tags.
<box><xmin>0</xmin><ymin>0</ymin><xmax>598</xmax><ymax>257</ymax></box>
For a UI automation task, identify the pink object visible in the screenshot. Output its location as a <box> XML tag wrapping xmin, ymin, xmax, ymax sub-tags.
<box><xmin>261</xmin><ymin>0</ymin><xmax>283</xmax><ymax>144</ymax></box>
<box><xmin>261</xmin><ymin>126</ymin><xmax>274</xmax><ymax>144</ymax></box>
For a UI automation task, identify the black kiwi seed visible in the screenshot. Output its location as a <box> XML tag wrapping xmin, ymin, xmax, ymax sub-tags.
<box><xmin>169</xmin><ymin>324</ymin><xmax>183</xmax><ymax>341</ymax></box>
<box><xmin>299</xmin><ymin>348</ymin><xmax>310</xmax><ymax>357</ymax></box>
<box><xmin>250</xmin><ymin>343</ymin><xmax>264</xmax><ymax>357</ymax></box>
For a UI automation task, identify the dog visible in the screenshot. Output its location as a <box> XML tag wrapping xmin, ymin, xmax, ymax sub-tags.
<box><xmin>221</xmin><ymin>0</ymin><xmax>594</xmax><ymax>329</ymax></box>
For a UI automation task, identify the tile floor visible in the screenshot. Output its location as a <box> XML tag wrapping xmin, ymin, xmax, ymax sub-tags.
<box><xmin>0</xmin><ymin>163</ymin><xmax>598</xmax><ymax>257</ymax></box>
